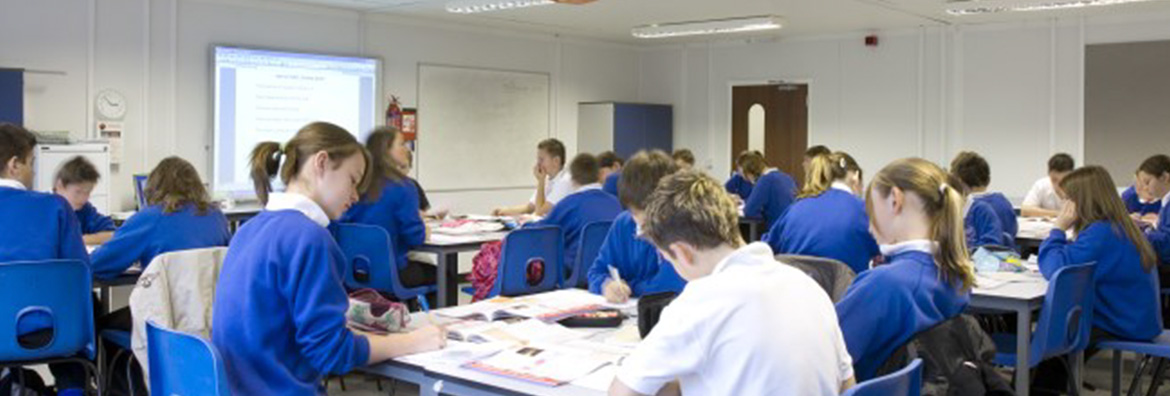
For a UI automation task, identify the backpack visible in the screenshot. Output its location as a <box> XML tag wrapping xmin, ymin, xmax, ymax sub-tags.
<box><xmin>468</xmin><ymin>241</ymin><xmax>545</xmax><ymax>302</ymax></box>
<box><xmin>875</xmin><ymin>314</ymin><xmax>1015</xmax><ymax>396</ymax></box>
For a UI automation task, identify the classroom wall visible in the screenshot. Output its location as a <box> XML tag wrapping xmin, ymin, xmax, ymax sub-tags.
<box><xmin>638</xmin><ymin>12</ymin><xmax>1170</xmax><ymax>200</ymax></box>
<box><xmin>1085</xmin><ymin>40</ymin><xmax>1170</xmax><ymax>184</ymax></box>
<box><xmin>1</xmin><ymin>0</ymin><xmax>640</xmax><ymax>214</ymax></box>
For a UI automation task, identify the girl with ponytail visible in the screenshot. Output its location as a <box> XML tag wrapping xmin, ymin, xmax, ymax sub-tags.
<box><xmin>213</xmin><ymin>122</ymin><xmax>447</xmax><ymax>396</ymax></box>
<box><xmin>763</xmin><ymin>152</ymin><xmax>879</xmax><ymax>274</ymax></box>
<box><xmin>834</xmin><ymin>158</ymin><xmax>975</xmax><ymax>381</ymax></box>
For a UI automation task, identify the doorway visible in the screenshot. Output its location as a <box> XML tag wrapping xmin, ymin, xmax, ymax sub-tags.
<box><xmin>730</xmin><ymin>84</ymin><xmax>809</xmax><ymax>185</ymax></box>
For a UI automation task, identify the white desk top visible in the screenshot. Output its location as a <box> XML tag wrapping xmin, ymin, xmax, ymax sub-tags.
<box><xmin>972</xmin><ymin>271</ymin><xmax>1048</xmax><ymax>301</ymax></box>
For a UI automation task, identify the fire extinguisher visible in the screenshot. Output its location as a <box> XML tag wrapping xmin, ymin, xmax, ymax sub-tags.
<box><xmin>386</xmin><ymin>96</ymin><xmax>403</xmax><ymax>130</ymax></box>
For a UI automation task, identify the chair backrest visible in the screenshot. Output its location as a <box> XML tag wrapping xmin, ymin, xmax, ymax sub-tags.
<box><xmin>0</xmin><ymin>259</ymin><xmax>95</xmax><ymax>362</ymax></box>
<box><xmin>845</xmin><ymin>358</ymin><xmax>923</xmax><ymax>396</ymax></box>
<box><xmin>334</xmin><ymin>223</ymin><xmax>430</xmax><ymax>300</ymax></box>
<box><xmin>774</xmin><ymin>254</ymin><xmax>856</xmax><ymax>302</ymax></box>
<box><xmin>566</xmin><ymin>221</ymin><xmax>612</xmax><ymax>289</ymax></box>
<box><xmin>493</xmin><ymin>225</ymin><xmax>563</xmax><ymax>297</ymax></box>
<box><xmin>1030</xmin><ymin>262</ymin><xmax>1096</xmax><ymax>364</ymax></box>
<box><xmin>147</xmin><ymin>321</ymin><xmax>230</xmax><ymax>396</ymax></box>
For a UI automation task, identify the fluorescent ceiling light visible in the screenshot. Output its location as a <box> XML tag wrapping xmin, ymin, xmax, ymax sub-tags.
<box><xmin>632</xmin><ymin>16</ymin><xmax>783</xmax><ymax>39</ymax></box>
<box><xmin>946</xmin><ymin>0</ymin><xmax>1159</xmax><ymax>15</ymax></box>
<box><xmin>446</xmin><ymin>0</ymin><xmax>554</xmax><ymax>14</ymax></box>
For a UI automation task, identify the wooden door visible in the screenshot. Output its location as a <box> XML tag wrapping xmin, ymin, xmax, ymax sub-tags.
<box><xmin>730</xmin><ymin>84</ymin><xmax>809</xmax><ymax>185</ymax></box>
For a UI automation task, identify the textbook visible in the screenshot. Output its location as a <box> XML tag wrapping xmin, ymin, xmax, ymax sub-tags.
<box><xmin>446</xmin><ymin>319</ymin><xmax>588</xmax><ymax>345</ymax></box>
<box><xmin>436</xmin><ymin>290</ymin><xmax>606</xmax><ymax>322</ymax></box>
<box><xmin>463</xmin><ymin>343</ymin><xmax>614</xmax><ymax>386</ymax></box>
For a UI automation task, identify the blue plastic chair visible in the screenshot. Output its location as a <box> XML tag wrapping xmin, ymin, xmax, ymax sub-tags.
<box><xmin>334</xmin><ymin>223</ymin><xmax>437</xmax><ymax>302</ymax></box>
<box><xmin>485</xmin><ymin>225</ymin><xmax>563</xmax><ymax>298</ymax></box>
<box><xmin>565</xmin><ymin>221</ymin><xmax>612</xmax><ymax>289</ymax></box>
<box><xmin>99</xmin><ymin>329</ymin><xmax>139</xmax><ymax>395</ymax></box>
<box><xmin>0</xmin><ymin>259</ymin><xmax>98</xmax><ymax>393</ymax></box>
<box><xmin>844</xmin><ymin>358</ymin><xmax>922</xmax><ymax>396</ymax></box>
<box><xmin>990</xmin><ymin>263</ymin><xmax>1096</xmax><ymax>391</ymax></box>
<box><xmin>146</xmin><ymin>321</ymin><xmax>230</xmax><ymax>396</ymax></box>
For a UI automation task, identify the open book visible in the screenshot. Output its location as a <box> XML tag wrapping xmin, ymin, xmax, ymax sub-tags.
<box><xmin>436</xmin><ymin>290</ymin><xmax>606</xmax><ymax>322</ymax></box>
<box><xmin>446</xmin><ymin>319</ymin><xmax>589</xmax><ymax>345</ymax></box>
<box><xmin>463</xmin><ymin>343</ymin><xmax>615</xmax><ymax>387</ymax></box>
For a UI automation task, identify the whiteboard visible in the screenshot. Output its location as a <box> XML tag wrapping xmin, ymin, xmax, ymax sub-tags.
<box><xmin>417</xmin><ymin>65</ymin><xmax>550</xmax><ymax>191</ymax></box>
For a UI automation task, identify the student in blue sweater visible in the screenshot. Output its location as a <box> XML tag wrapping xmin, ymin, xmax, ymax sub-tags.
<box><xmin>587</xmin><ymin>150</ymin><xmax>686</xmax><ymax>303</ymax></box>
<box><xmin>764</xmin><ymin>151</ymin><xmax>879</xmax><ymax>274</ymax></box>
<box><xmin>213</xmin><ymin>122</ymin><xmax>446</xmax><ymax>396</ymax></box>
<box><xmin>1139</xmin><ymin>155</ymin><xmax>1170</xmax><ymax>263</ymax></box>
<box><xmin>741</xmin><ymin>151</ymin><xmax>798</xmax><ymax>230</ymax></box>
<box><xmin>599</xmin><ymin>151</ymin><xmax>623</xmax><ymax>197</ymax></box>
<box><xmin>526</xmin><ymin>153</ymin><xmax>622</xmax><ymax>282</ymax></box>
<box><xmin>950</xmin><ymin>151</ymin><xmax>1017</xmax><ymax>247</ymax></box>
<box><xmin>1122</xmin><ymin>181</ymin><xmax>1162</xmax><ymax>216</ymax></box>
<box><xmin>342</xmin><ymin>127</ymin><xmax>434</xmax><ymax>289</ymax></box>
<box><xmin>1033</xmin><ymin>166</ymin><xmax>1162</xmax><ymax>392</ymax></box>
<box><xmin>724</xmin><ymin>150</ymin><xmax>758</xmax><ymax>202</ymax></box>
<box><xmin>89</xmin><ymin>157</ymin><xmax>231</xmax><ymax>280</ymax></box>
<box><xmin>53</xmin><ymin>156</ymin><xmax>115</xmax><ymax>245</ymax></box>
<box><xmin>0</xmin><ymin>124</ymin><xmax>91</xmax><ymax>394</ymax></box>
<box><xmin>836</xmin><ymin>158</ymin><xmax>975</xmax><ymax>381</ymax></box>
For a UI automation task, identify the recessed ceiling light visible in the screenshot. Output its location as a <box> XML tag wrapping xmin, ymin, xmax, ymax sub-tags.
<box><xmin>445</xmin><ymin>0</ymin><xmax>595</xmax><ymax>14</ymax></box>
<box><xmin>946</xmin><ymin>0</ymin><xmax>1159</xmax><ymax>15</ymax></box>
<box><xmin>631</xmin><ymin>15</ymin><xmax>784</xmax><ymax>39</ymax></box>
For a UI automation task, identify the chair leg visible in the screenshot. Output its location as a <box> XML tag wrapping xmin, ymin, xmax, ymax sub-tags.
<box><xmin>338</xmin><ymin>375</ymin><xmax>347</xmax><ymax>391</ymax></box>
<box><xmin>1129</xmin><ymin>355</ymin><xmax>1152</xmax><ymax>396</ymax></box>
<box><xmin>1145</xmin><ymin>358</ymin><xmax>1168</xmax><ymax>396</ymax></box>
<box><xmin>1115</xmin><ymin>350</ymin><xmax>1123</xmax><ymax>396</ymax></box>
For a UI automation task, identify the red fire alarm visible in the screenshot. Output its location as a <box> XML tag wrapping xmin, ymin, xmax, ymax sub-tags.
<box><xmin>865</xmin><ymin>35</ymin><xmax>879</xmax><ymax>47</ymax></box>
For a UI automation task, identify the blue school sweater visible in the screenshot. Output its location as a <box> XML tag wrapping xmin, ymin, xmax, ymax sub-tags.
<box><xmin>1040</xmin><ymin>221</ymin><xmax>1161</xmax><ymax>340</ymax></box>
<box><xmin>836</xmin><ymin>247</ymin><xmax>970</xmax><ymax>380</ymax></box>
<box><xmin>974</xmin><ymin>192</ymin><xmax>1018</xmax><ymax>243</ymax></box>
<box><xmin>742</xmin><ymin>170</ymin><xmax>797</xmax><ymax>230</ymax></box>
<box><xmin>341</xmin><ymin>178</ymin><xmax>425</xmax><ymax>270</ymax></box>
<box><xmin>0</xmin><ymin>186</ymin><xmax>89</xmax><ymax>335</ymax></box>
<box><xmin>89</xmin><ymin>204</ymin><xmax>230</xmax><ymax>280</ymax></box>
<box><xmin>965</xmin><ymin>199</ymin><xmax>1007</xmax><ymax>249</ymax></box>
<box><xmin>763</xmin><ymin>188</ymin><xmax>879</xmax><ymax>274</ymax></box>
<box><xmin>527</xmin><ymin>188</ymin><xmax>622</xmax><ymax>278</ymax></box>
<box><xmin>1150</xmin><ymin>203</ymin><xmax>1170</xmax><ymax>264</ymax></box>
<box><xmin>213</xmin><ymin>210</ymin><xmax>370</xmax><ymax>396</ymax></box>
<box><xmin>1123</xmin><ymin>186</ymin><xmax>1163</xmax><ymax>215</ymax></box>
<box><xmin>724</xmin><ymin>172</ymin><xmax>754</xmax><ymax>201</ymax></box>
<box><xmin>603</xmin><ymin>173</ymin><xmax>621</xmax><ymax>197</ymax></box>
<box><xmin>587</xmin><ymin>211</ymin><xmax>686</xmax><ymax>296</ymax></box>
<box><xmin>0</xmin><ymin>186</ymin><xmax>89</xmax><ymax>265</ymax></box>
<box><xmin>75</xmin><ymin>202</ymin><xmax>116</xmax><ymax>235</ymax></box>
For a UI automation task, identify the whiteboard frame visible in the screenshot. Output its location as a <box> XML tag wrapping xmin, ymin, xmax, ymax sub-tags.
<box><xmin>415</xmin><ymin>62</ymin><xmax>553</xmax><ymax>193</ymax></box>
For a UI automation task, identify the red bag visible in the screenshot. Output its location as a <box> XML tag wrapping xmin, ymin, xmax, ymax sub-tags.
<box><xmin>468</xmin><ymin>241</ymin><xmax>544</xmax><ymax>302</ymax></box>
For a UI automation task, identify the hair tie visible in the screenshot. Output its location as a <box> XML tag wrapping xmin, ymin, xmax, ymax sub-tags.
<box><xmin>839</xmin><ymin>157</ymin><xmax>847</xmax><ymax>169</ymax></box>
<box><xmin>938</xmin><ymin>183</ymin><xmax>949</xmax><ymax>199</ymax></box>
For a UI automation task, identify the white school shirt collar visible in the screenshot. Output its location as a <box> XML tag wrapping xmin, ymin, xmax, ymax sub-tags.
<box><xmin>879</xmin><ymin>239</ymin><xmax>937</xmax><ymax>257</ymax></box>
<box><xmin>711</xmin><ymin>242</ymin><xmax>775</xmax><ymax>275</ymax></box>
<box><xmin>266</xmin><ymin>192</ymin><xmax>330</xmax><ymax>228</ymax></box>
<box><xmin>763</xmin><ymin>168</ymin><xmax>779</xmax><ymax>175</ymax></box>
<box><xmin>830</xmin><ymin>181</ymin><xmax>853</xmax><ymax>194</ymax></box>
<box><xmin>575</xmin><ymin>183</ymin><xmax>602</xmax><ymax>193</ymax></box>
<box><xmin>0</xmin><ymin>178</ymin><xmax>26</xmax><ymax>190</ymax></box>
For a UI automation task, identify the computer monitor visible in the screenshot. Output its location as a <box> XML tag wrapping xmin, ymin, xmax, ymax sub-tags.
<box><xmin>133</xmin><ymin>174</ymin><xmax>148</xmax><ymax>210</ymax></box>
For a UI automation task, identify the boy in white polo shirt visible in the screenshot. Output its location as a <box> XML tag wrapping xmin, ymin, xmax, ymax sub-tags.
<box><xmin>608</xmin><ymin>170</ymin><xmax>856</xmax><ymax>396</ymax></box>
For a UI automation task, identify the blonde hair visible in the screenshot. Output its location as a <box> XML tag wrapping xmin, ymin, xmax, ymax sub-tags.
<box><xmin>1061</xmin><ymin>166</ymin><xmax>1158</xmax><ymax>271</ymax></box>
<box><xmin>641</xmin><ymin>170</ymin><xmax>744</xmax><ymax>251</ymax></box>
<box><xmin>800</xmin><ymin>151</ymin><xmax>860</xmax><ymax>199</ymax></box>
<box><xmin>867</xmin><ymin>158</ymin><xmax>975</xmax><ymax>291</ymax></box>
<box><xmin>249</xmin><ymin>122</ymin><xmax>373</xmax><ymax>204</ymax></box>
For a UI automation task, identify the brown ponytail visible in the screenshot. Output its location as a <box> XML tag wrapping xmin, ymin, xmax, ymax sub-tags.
<box><xmin>868</xmin><ymin>158</ymin><xmax>976</xmax><ymax>291</ymax></box>
<box><xmin>799</xmin><ymin>151</ymin><xmax>860</xmax><ymax>199</ymax></box>
<box><xmin>248</xmin><ymin>122</ymin><xmax>373</xmax><ymax>205</ymax></box>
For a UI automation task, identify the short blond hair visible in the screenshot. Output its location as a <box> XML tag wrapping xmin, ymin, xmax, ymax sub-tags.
<box><xmin>642</xmin><ymin>170</ymin><xmax>743</xmax><ymax>251</ymax></box>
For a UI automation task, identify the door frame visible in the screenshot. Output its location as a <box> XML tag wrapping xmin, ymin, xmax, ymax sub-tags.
<box><xmin>724</xmin><ymin>78</ymin><xmax>814</xmax><ymax>172</ymax></box>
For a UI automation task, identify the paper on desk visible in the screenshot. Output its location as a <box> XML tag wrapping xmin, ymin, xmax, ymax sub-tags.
<box><xmin>398</xmin><ymin>340</ymin><xmax>509</xmax><ymax>367</ymax></box>
<box><xmin>571</xmin><ymin>364</ymin><xmax>617</xmax><ymax>392</ymax></box>
<box><xmin>976</xmin><ymin>272</ymin><xmax>1043</xmax><ymax>290</ymax></box>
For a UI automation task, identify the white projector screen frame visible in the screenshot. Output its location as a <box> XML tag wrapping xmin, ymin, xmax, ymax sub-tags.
<box><xmin>210</xmin><ymin>45</ymin><xmax>381</xmax><ymax>199</ymax></box>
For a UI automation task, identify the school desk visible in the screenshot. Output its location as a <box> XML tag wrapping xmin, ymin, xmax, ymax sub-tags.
<box><xmin>416</xmin><ymin>231</ymin><xmax>508</xmax><ymax>308</ymax></box>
